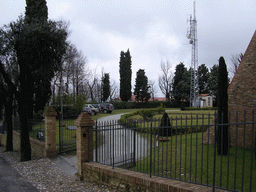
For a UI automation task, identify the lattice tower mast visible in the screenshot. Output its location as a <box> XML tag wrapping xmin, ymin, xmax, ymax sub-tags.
<box><xmin>187</xmin><ymin>1</ymin><xmax>199</xmax><ymax>107</ymax></box>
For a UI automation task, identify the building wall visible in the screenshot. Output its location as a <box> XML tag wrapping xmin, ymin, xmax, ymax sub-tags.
<box><xmin>228</xmin><ymin>31</ymin><xmax>256</xmax><ymax>148</ymax></box>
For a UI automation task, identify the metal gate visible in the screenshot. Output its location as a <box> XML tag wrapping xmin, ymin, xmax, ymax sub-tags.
<box><xmin>94</xmin><ymin>120</ymin><xmax>137</xmax><ymax>168</ymax></box>
<box><xmin>58</xmin><ymin>116</ymin><xmax>77</xmax><ymax>154</ymax></box>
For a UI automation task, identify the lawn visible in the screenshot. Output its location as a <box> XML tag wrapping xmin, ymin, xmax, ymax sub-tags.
<box><xmin>131</xmin><ymin>131</ymin><xmax>256</xmax><ymax>192</ymax></box>
<box><xmin>123</xmin><ymin>108</ymin><xmax>255</xmax><ymax>192</ymax></box>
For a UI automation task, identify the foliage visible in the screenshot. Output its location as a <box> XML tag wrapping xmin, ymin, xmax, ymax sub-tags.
<box><xmin>180</xmin><ymin>102</ymin><xmax>185</xmax><ymax>111</ymax></box>
<box><xmin>155</xmin><ymin>103</ymin><xmax>165</xmax><ymax>114</ymax></box>
<box><xmin>198</xmin><ymin>64</ymin><xmax>209</xmax><ymax>94</ymax></box>
<box><xmin>134</xmin><ymin>69</ymin><xmax>150</xmax><ymax>102</ymax></box>
<box><xmin>184</xmin><ymin>107</ymin><xmax>217</xmax><ymax>111</ymax></box>
<box><xmin>101</xmin><ymin>73</ymin><xmax>110</xmax><ymax>102</ymax></box>
<box><xmin>172</xmin><ymin>62</ymin><xmax>190</xmax><ymax>101</ymax></box>
<box><xmin>119</xmin><ymin>49</ymin><xmax>132</xmax><ymax>101</ymax></box>
<box><xmin>208</xmin><ymin>64</ymin><xmax>218</xmax><ymax>97</ymax></box>
<box><xmin>217</xmin><ymin>56</ymin><xmax>229</xmax><ymax>155</ymax></box>
<box><xmin>139</xmin><ymin>109</ymin><xmax>155</xmax><ymax>120</ymax></box>
<box><xmin>0</xmin><ymin>0</ymin><xmax>68</xmax><ymax>161</ymax></box>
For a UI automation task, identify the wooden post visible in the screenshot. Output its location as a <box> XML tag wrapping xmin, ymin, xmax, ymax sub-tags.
<box><xmin>44</xmin><ymin>106</ymin><xmax>58</xmax><ymax>157</ymax></box>
<box><xmin>75</xmin><ymin>112</ymin><xmax>94</xmax><ymax>180</ymax></box>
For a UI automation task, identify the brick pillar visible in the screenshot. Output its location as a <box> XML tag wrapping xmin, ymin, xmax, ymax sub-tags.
<box><xmin>75</xmin><ymin>112</ymin><xmax>94</xmax><ymax>181</ymax></box>
<box><xmin>44</xmin><ymin>106</ymin><xmax>58</xmax><ymax>157</ymax></box>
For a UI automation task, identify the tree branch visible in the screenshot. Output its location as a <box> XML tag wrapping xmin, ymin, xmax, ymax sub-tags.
<box><xmin>0</xmin><ymin>60</ymin><xmax>18</xmax><ymax>95</ymax></box>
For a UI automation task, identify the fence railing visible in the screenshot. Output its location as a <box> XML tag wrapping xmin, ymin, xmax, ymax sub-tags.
<box><xmin>57</xmin><ymin>115</ymin><xmax>78</xmax><ymax>154</ymax></box>
<box><xmin>93</xmin><ymin>111</ymin><xmax>256</xmax><ymax>192</ymax></box>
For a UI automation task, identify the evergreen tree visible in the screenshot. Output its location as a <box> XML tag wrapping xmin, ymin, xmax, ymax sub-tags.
<box><xmin>134</xmin><ymin>69</ymin><xmax>150</xmax><ymax>102</ymax></box>
<box><xmin>25</xmin><ymin>0</ymin><xmax>48</xmax><ymax>24</ymax></box>
<box><xmin>119</xmin><ymin>49</ymin><xmax>132</xmax><ymax>101</ymax></box>
<box><xmin>159</xmin><ymin>113</ymin><xmax>173</xmax><ymax>136</ymax></box>
<box><xmin>198</xmin><ymin>64</ymin><xmax>209</xmax><ymax>94</ymax></box>
<box><xmin>0</xmin><ymin>0</ymin><xmax>68</xmax><ymax>161</ymax></box>
<box><xmin>102</xmin><ymin>73</ymin><xmax>110</xmax><ymax>102</ymax></box>
<box><xmin>172</xmin><ymin>62</ymin><xmax>190</xmax><ymax>102</ymax></box>
<box><xmin>217</xmin><ymin>57</ymin><xmax>229</xmax><ymax>155</ymax></box>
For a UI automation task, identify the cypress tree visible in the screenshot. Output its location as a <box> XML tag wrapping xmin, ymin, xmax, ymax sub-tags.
<box><xmin>119</xmin><ymin>49</ymin><xmax>132</xmax><ymax>101</ymax></box>
<box><xmin>102</xmin><ymin>73</ymin><xmax>110</xmax><ymax>102</ymax></box>
<box><xmin>217</xmin><ymin>56</ymin><xmax>229</xmax><ymax>155</ymax></box>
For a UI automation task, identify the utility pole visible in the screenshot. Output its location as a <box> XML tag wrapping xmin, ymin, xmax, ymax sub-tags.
<box><xmin>187</xmin><ymin>1</ymin><xmax>199</xmax><ymax>107</ymax></box>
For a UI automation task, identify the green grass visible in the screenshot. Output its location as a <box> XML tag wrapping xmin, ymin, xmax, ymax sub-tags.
<box><xmin>131</xmin><ymin>131</ymin><xmax>256</xmax><ymax>192</ymax></box>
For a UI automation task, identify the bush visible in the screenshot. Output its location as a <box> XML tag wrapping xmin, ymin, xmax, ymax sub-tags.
<box><xmin>158</xmin><ymin>113</ymin><xmax>173</xmax><ymax>136</ymax></box>
<box><xmin>139</xmin><ymin>109</ymin><xmax>155</xmax><ymax>120</ymax></box>
<box><xmin>180</xmin><ymin>102</ymin><xmax>185</xmax><ymax>111</ymax></box>
<box><xmin>155</xmin><ymin>103</ymin><xmax>165</xmax><ymax>114</ymax></box>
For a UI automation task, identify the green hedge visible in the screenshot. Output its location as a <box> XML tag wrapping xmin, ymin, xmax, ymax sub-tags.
<box><xmin>184</xmin><ymin>107</ymin><xmax>217</xmax><ymax>111</ymax></box>
<box><xmin>112</xmin><ymin>101</ymin><xmax>189</xmax><ymax>109</ymax></box>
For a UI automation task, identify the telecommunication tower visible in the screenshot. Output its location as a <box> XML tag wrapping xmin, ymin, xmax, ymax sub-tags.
<box><xmin>187</xmin><ymin>1</ymin><xmax>199</xmax><ymax>107</ymax></box>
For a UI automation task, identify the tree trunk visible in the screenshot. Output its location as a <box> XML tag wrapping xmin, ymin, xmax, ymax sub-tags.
<box><xmin>19</xmin><ymin>71</ymin><xmax>31</xmax><ymax>161</ymax></box>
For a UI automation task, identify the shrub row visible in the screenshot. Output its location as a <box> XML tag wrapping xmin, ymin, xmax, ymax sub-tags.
<box><xmin>120</xmin><ymin>104</ymin><xmax>165</xmax><ymax>123</ymax></box>
<box><xmin>112</xmin><ymin>100</ymin><xmax>190</xmax><ymax>109</ymax></box>
<box><xmin>184</xmin><ymin>107</ymin><xmax>217</xmax><ymax>111</ymax></box>
<box><xmin>133</xmin><ymin>125</ymin><xmax>208</xmax><ymax>136</ymax></box>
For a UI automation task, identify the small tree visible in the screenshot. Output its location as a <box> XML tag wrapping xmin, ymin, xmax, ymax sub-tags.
<box><xmin>159</xmin><ymin>112</ymin><xmax>173</xmax><ymax>136</ymax></box>
<box><xmin>101</xmin><ymin>73</ymin><xmax>110</xmax><ymax>102</ymax></box>
<box><xmin>217</xmin><ymin>56</ymin><xmax>229</xmax><ymax>155</ymax></box>
<box><xmin>134</xmin><ymin>69</ymin><xmax>150</xmax><ymax>102</ymax></box>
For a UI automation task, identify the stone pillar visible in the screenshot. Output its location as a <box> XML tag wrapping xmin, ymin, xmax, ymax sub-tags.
<box><xmin>75</xmin><ymin>112</ymin><xmax>94</xmax><ymax>180</ymax></box>
<box><xmin>44</xmin><ymin>106</ymin><xmax>58</xmax><ymax>157</ymax></box>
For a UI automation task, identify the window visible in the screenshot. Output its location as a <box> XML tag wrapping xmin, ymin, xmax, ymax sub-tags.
<box><xmin>207</xmin><ymin>97</ymin><xmax>211</xmax><ymax>107</ymax></box>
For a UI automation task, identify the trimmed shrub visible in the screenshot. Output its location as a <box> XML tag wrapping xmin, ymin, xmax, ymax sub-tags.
<box><xmin>158</xmin><ymin>113</ymin><xmax>173</xmax><ymax>136</ymax></box>
<box><xmin>180</xmin><ymin>102</ymin><xmax>185</xmax><ymax>111</ymax></box>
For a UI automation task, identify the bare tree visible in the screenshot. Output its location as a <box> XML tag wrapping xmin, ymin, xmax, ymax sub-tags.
<box><xmin>158</xmin><ymin>60</ymin><xmax>173</xmax><ymax>100</ymax></box>
<box><xmin>109</xmin><ymin>79</ymin><xmax>118</xmax><ymax>101</ymax></box>
<box><xmin>148</xmin><ymin>80</ymin><xmax>158</xmax><ymax>101</ymax></box>
<box><xmin>229</xmin><ymin>53</ymin><xmax>243</xmax><ymax>79</ymax></box>
<box><xmin>86</xmin><ymin>67</ymin><xmax>100</xmax><ymax>102</ymax></box>
<box><xmin>51</xmin><ymin>43</ymin><xmax>88</xmax><ymax>104</ymax></box>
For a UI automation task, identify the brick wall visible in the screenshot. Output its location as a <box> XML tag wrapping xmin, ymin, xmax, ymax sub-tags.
<box><xmin>203</xmin><ymin>30</ymin><xmax>256</xmax><ymax>147</ymax></box>
<box><xmin>81</xmin><ymin>162</ymin><xmax>227</xmax><ymax>192</ymax></box>
<box><xmin>228</xmin><ymin>30</ymin><xmax>256</xmax><ymax>148</ymax></box>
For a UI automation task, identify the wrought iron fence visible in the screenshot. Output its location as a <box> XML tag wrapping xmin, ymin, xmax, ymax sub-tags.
<box><xmin>93</xmin><ymin>111</ymin><xmax>256</xmax><ymax>192</ymax></box>
<box><xmin>9</xmin><ymin>117</ymin><xmax>45</xmax><ymax>142</ymax></box>
<box><xmin>57</xmin><ymin>115</ymin><xmax>77</xmax><ymax>154</ymax></box>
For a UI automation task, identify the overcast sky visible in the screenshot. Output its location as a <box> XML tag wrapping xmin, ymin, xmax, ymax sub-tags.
<box><xmin>1</xmin><ymin>0</ymin><xmax>256</xmax><ymax>97</ymax></box>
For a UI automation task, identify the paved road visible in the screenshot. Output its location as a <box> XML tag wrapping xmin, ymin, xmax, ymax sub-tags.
<box><xmin>0</xmin><ymin>155</ymin><xmax>38</xmax><ymax>192</ymax></box>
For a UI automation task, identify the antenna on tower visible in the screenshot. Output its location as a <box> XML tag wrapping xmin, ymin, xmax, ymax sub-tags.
<box><xmin>187</xmin><ymin>1</ymin><xmax>199</xmax><ymax>107</ymax></box>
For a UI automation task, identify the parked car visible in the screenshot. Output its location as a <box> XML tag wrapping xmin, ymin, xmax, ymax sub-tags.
<box><xmin>100</xmin><ymin>103</ymin><xmax>114</xmax><ymax>114</ymax></box>
<box><xmin>83</xmin><ymin>104</ymin><xmax>99</xmax><ymax>115</ymax></box>
<box><xmin>91</xmin><ymin>104</ymin><xmax>101</xmax><ymax>111</ymax></box>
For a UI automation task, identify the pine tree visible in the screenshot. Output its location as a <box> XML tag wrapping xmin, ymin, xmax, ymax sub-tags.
<box><xmin>217</xmin><ymin>56</ymin><xmax>229</xmax><ymax>155</ymax></box>
<box><xmin>119</xmin><ymin>49</ymin><xmax>132</xmax><ymax>101</ymax></box>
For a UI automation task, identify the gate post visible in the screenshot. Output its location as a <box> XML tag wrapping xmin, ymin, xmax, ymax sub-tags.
<box><xmin>75</xmin><ymin>112</ymin><xmax>94</xmax><ymax>180</ymax></box>
<box><xmin>44</xmin><ymin>106</ymin><xmax>58</xmax><ymax>157</ymax></box>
